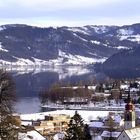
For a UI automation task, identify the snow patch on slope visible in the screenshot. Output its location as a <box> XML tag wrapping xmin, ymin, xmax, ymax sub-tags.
<box><xmin>67</xmin><ymin>27</ymin><xmax>89</xmax><ymax>35</ymax></box>
<box><xmin>128</xmin><ymin>35</ymin><xmax>140</xmax><ymax>42</ymax></box>
<box><xmin>115</xmin><ymin>46</ymin><xmax>129</xmax><ymax>50</ymax></box>
<box><xmin>91</xmin><ymin>26</ymin><xmax>109</xmax><ymax>34</ymax></box>
<box><xmin>90</xmin><ymin>40</ymin><xmax>100</xmax><ymax>45</ymax></box>
<box><xmin>117</xmin><ymin>28</ymin><xmax>134</xmax><ymax>35</ymax></box>
<box><xmin>0</xmin><ymin>50</ymin><xmax>106</xmax><ymax>67</ymax></box>
<box><xmin>72</xmin><ymin>33</ymin><xmax>88</xmax><ymax>42</ymax></box>
<box><xmin>119</xmin><ymin>34</ymin><xmax>140</xmax><ymax>42</ymax></box>
<box><xmin>117</xmin><ymin>29</ymin><xmax>140</xmax><ymax>43</ymax></box>
<box><xmin>0</xmin><ymin>26</ymin><xmax>6</xmax><ymax>31</ymax></box>
<box><xmin>13</xmin><ymin>57</ymin><xmax>35</xmax><ymax>65</ymax></box>
<box><xmin>57</xmin><ymin>50</ymin><xmax>106</xmax><ymax>65</ymax></box>
<box><xmin>67</xmin><ymin>26</ymin><xmax>110</xmax><ymax>35</ymax></box>
<box><xmin>0</xmin><ymin>42</ymin><xmax>9</xmax><ymax>52</ymax></box>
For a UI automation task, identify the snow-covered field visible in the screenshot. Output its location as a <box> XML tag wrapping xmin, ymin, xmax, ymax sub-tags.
<box><xmin>20</xmin><ymin>109</ymin><xmax>122</xmax><ymax>124</ymax></box>
<box><xmin>0</xmin><ymin>50</ymin><xmax>106</xmax><ymax>67</ymax></box>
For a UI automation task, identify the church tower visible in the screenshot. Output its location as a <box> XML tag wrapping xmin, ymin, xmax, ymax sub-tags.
<box><xmin>124</xmin><ymin>91</ymin><xmax>135</xmax><ymax>129</ymax></box>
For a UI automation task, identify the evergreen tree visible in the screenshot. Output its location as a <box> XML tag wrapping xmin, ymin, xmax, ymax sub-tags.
<box><xmin>64</xmin><ymin>111</ymin><xmax>89</xmax><ymax>140</ymax></box>
<box><xmin>84</xmin><ymin>124</ymin><xmax>92</xmax><ymax>140</ymax></box>
<box><xmin>0</xmin><ymin>69</ymin><xmax>17</xmax><ymax>140</ymax></box>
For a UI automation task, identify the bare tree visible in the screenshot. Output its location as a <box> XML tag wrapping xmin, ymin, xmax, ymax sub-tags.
<box><xmin>0</xmin><ymin>69</ymin><xmax>17</xmax><ymax>140</ymax></box>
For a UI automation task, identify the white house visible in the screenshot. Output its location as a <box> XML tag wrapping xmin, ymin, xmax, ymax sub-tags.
<box><xmin>130</xmin><ymin>87</ymin><xmax>139</xmax><ymax>93</ymax></box>
<box><xmin>120</xmin><ymin>84</ymin><xmax>129</xmax><ymax>90</ymax></box>
<box><xmin>117</xmin><ymin>127</ymin><xmax>140</xmax><ymax>140</ymax></box>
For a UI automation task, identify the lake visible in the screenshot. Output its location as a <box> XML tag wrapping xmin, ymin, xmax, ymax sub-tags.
<box><xmin>11</xmin><ymin>65</ymin><xmax>106</xmax><ymax>97</ymax></box>
<box><xmin>6</xmin><ymin>65</ymin><xmax>140</xmax><ymax>113</ymax></box>
<box><xmin>11</xmin><ymin>65</ymin><xmax>105</xmax><ymax>113</ymax></box>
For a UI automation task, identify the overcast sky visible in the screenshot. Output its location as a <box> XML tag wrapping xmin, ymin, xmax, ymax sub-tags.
<box><xmin>0</xmin><ymin>0</ymin><xmax>140</xmax><ymax>27</ymax></box>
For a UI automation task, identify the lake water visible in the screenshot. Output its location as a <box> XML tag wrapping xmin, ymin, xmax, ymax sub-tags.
<box><xmin>15</xmin><ymin>97</ymin><xmax>40</xmax><ymax>114</ymax></box>
<box><xmin>8</xmin><ymin>65</ymin><xmax>140</xmax><ymax>113</ymax></box>
<box><xmin>12</xmin><ymin>66</ymin><xmax>105</xmax><ymax>113</ymax></box>
<box><xmin>10</xmin><ymin>66</ymin><xmax>98</xmax><ymax>97</ymax></box>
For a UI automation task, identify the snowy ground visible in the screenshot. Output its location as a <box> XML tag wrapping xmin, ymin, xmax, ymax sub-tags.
<box><xmin>20</xmin><ymin>109</ymin><xmax>122</xmax><ymax>124</ymax></box>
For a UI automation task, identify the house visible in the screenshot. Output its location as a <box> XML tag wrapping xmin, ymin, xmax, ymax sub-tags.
<box><xmin>89</xmin><ymin>113</ymin><xmax>123</xmax><ymax>135</ymax></box>
<box><xmin>89</xmin><ymin>121</ymin><xmax>105</xmax><ymax>134</ymax></box>
<box><xmin>130</xmin><ymin>88</ymin><xmax>139</xmax><ymax>93</ymax></box>
<box><xmin>34</xmin><ymin>114</ymin><xmax>70</xmax><ymax>136</ymax></box>
<box><xmin>101</xmin><ymin>130</ymin><xmax>121</xmax><ymax>140</ymax></box>
<box><xmin>117</xmin><ymin>127</ymin><xmax>140</xmax><ymax>140</ymax></box>
<box><xmin>21</xmin><ymin>113</ymin><xmax>70</xmax><ymax>137</ymax></box>
<box><xmin>97</xmin><ymin>90</ymin><xmax>140</xmax><ymax>140</ymax></box>
<box><xmin>120</xmin><ymin>84</ymin><xmax>129</xmax><ymax>91</ymax></box>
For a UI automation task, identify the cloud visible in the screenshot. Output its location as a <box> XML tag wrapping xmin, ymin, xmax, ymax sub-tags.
<box><xmin>1</xmin><ymin>0</ymin><xmax>120</xmax><ymax>11</ymax></box>
<box><xmin>0</xmin><ymin>14</ymin><xmax>140</xmax><ymax>27</ymax></box>
<box><xmin>0</xmin><ymin>0</ymin><xmax>123</xmax><ymax>19</ymax></box>
<box><xmin>0</xmin><ymin>0</ymin><xmax>139</xmax><ymax>26</ymax></box>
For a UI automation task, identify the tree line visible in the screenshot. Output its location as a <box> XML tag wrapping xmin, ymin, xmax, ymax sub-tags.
<box><xmin>39</xmin><ymin>84</ymin><xmax>92</xmax><ymax>105</ymax></box>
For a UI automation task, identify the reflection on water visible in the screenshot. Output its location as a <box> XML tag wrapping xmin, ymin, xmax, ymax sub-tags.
<box><xmin>103</xmin><ymin>69</ymin><xmax>140</xmax><ymax>79</ymax></box>
<box><xmin>10</xmin><ymin>65</ymin><xmax>106</xmax><ymax>113</ymax></box>
<box><xmin>9</xmin><ymin>65</ymin><xmax>140</xmax><ymax>113</ymax></box>
<box><xmin>10</xmin><ymin>66</ymin><xmax>104</xmax><ymax>97</ymax></box>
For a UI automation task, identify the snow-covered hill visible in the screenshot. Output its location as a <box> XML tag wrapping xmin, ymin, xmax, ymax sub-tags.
<box><xmin>0</xmin><ymin>23</ymin><xmax>140</xmax><ymax>66</ymax></box>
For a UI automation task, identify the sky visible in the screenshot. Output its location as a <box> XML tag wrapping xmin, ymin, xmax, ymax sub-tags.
<box><xmin>0</xmin><ymin>0</ymin><xmax>140</xmax><ymax>27</ymax></box>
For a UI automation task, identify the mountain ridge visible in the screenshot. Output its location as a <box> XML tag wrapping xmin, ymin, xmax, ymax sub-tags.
<box><xmin>0</xmin><ymin>23</ymin><xmax>140</xmax><ymax>66</ymax></box>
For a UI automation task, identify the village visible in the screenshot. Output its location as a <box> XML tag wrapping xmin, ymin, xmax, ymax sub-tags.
<box><xmin>10</xmin><ymin>78</ymin><xmax>140</xmax><ymax>140</ymax></box>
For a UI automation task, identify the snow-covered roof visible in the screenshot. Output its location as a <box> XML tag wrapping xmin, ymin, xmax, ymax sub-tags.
<box><xmin>130</xmin><ymin>88</ymin><xmax>139</xmax><ymax>92</ymax></box>
<box><xmin>21</xmin><ymin>121</ymin><xmax>32</xmax><ymax>126</ymax></box>
<box><xmin>125</xmin><ymin>127</ymin><xmax>140</xmax><ymax>139</ymax></box>
<box><xmin>89</xmin><ymin>121</ymin><xmax>104</xmax><ymax>128</ymax></box>
<box><xmin>136</xmin><ymin>81</ymin><xmax>140</xmax><ymax>85</ymax></box>
<box><xmin>27</xmin><ymin>131</ymin><xmax>46</xmax><ymax>140</ymax></box>
<box><xmin>20</xmin><ymin>113</ymin><xmax>45</xmax><ymax>121</ymax></box>
<box><xmin>62</xmin><ymin>85</ymin><xmax>96</xmax><ymax>90</ymax></box>
<box><xmin>120</xmin><ymin>84</ymin><xmax>129</xmax><ymax>90</ymax></box>
<box><xmin>101</xmin><ymin>131</ymin><xmax>121</xmax><ymax>138</ymax></box>
<box><xmin>87</xmin><ymin>86</ymin><xmax>96</xmax><ymax>90</ymax></box>
<box><xmin>18</xmin><ymin>130</ymin><xmax>46</xmax><ymax>140</ymax></box>
<box><xmin>53</xmin><ymin>132</ymin><xmax>65</xmax><ymax>140</ymax></box>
